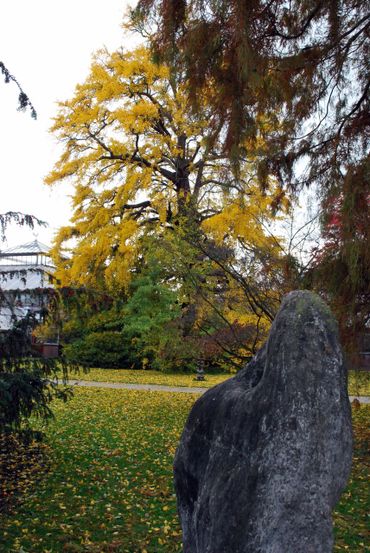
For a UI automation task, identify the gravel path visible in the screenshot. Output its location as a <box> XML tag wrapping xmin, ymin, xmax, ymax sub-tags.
<box><xmin>64</xmin><ymin>379</ymin><xmax>370</xmax><ymax>403</ymax></box>
<box><xmin>65</xmin><ymin>379</ymin><xmax>207</xmax><ymax>394</ymax></box>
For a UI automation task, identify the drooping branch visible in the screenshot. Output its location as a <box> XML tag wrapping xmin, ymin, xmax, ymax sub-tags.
<box><xmin>0</xmin><ymin>61</ymin><xmax>37</xmax><ymax>118</ymax></box>
<box><xmin>0</xmin><ymin>212</ymin><xmax>47</xmax><ymax>241</ymax></box>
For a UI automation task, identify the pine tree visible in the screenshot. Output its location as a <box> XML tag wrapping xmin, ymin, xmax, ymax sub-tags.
<box><xmin>0</xmin><ymin>215</ymin><xmax>71</xmax><ymax>434</ymax></box>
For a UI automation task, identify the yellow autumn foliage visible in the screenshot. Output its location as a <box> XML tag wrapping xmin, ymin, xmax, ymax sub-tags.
<box><xmin>46</xmin><ymin>46</ymin><xmax>287</xmax><ymax>294</ymax></box>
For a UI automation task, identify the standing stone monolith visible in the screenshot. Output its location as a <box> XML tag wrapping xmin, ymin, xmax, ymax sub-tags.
<box><xmin>174</xmin><ymin>291</ymin><xmax>352</xmax><ymax>553</ymax></box>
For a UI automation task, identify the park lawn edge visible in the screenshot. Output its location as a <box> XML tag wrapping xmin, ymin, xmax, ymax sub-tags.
<box><xmin>64</xmin><ymin>367</ymin><xmax>370</xmax><ymax>396</ymax></box>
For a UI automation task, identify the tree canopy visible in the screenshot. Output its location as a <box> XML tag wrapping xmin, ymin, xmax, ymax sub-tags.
<box><xmin>133</xmin><ymin>0</ymin><xmax>370</xmax><ymax>352</ymax></box>
<box><xmin>46</xmin><ymin>46</ymin><xmax>292</xmax><ymax>368</ymax></box>
<box><xmin>133</xmin><ymin>1</ymin><xmax>369</xmax><ymax>188</ymax></box>
<box><xmin>46</xmin><ymin>47</ymin><xmax>285</xmax><ymax>291</ymax></box>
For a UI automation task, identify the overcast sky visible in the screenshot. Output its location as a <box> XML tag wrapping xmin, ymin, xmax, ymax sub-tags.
<box><xmin>1</xmin><ymin>0</ymin><xmax>136</xmax><ymax>249</ymax></box>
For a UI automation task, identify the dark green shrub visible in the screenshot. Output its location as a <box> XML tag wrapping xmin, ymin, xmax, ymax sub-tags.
<box><xmin>63</xmin><ymin>331</ymin><xmax>131</xmax><ymax>369</ymax></box>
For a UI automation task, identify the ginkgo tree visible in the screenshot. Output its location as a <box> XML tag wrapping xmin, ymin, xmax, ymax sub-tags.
<box><xmin>46</xmin><ymin>46</ymin><xmax>290</xmax><ymax>367</ymax></box>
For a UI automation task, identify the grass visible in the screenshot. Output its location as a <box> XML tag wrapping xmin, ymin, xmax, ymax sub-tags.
<box><xmin>70</xmin><ymin>367</ymin><xmax>370</xmax><ymax>396</ymax></box>
<box><xmin>0</xmin><ymin>432</ymin><xmax>50</xmax><ymax>515</ymax></box>
<box><xmin>71</xmin><ymin>367</ymin><xmax>231</xmax><ymax>389</ymax></box>
<box><xmin>0</xmin><ymin>389</ymin><xmax>368</xmax><ymax>553</ymax></box>
<box><xmin>334</xmin><ymin>404</ymin><xmax>369</xmax><ymax>551</ymax></box>
<box><xmin>1</xmin><ymin>388</ymin><xmax>192</xmax><ymax>553</ymax></box>
<box><xmin>348</xmin><ymin>370</ymin><xmax>370</xmax><ymax>396</ymax></box>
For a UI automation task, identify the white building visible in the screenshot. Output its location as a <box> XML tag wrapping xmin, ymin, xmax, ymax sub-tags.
<box><xmin>0</xmin><ymin>239</ymin><xmax>58</xmax><ymax>331</ymax></box>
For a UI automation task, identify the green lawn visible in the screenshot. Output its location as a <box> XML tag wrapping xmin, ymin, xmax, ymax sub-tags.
<box><xmin>71</xmin><ymin>367</ymin><xmax>370</xmax><ymax>396</ymax></box>
<box><xmin>1</xmin><ymin>389</ymin><xmax>368</xmax><ymax>553</ymax></box>
<box><xmin>348</xmin><ymin>370</ymin><xmax>370</xmax><ymax>396</ymax></box>
<box><xmin>71</xmin><ymin>367</ymin><xmax>231</xmax><ymax>389</ymax></box>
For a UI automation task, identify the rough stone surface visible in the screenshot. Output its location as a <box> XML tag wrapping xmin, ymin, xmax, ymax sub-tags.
<box><xmin>174</xmin><ymin>291</ymin><xmax>353</xmax><ymax>553</ymax></box>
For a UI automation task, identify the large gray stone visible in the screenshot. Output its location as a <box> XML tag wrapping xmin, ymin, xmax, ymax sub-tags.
<box><xmin>174</xmin><ymin>291</ymin><xmax>352</xmax><ymax>553</ymax></box>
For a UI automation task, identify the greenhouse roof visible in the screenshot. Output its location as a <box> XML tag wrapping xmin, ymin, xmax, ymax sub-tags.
<box><xmin>0</xmin><ymin>239</ymin><xmax>51</xmax><ymax>256</ymax></box>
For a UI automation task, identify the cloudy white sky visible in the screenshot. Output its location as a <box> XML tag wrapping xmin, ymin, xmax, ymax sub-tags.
<box><xmin>0</xmin><ymin>0</ymin><xmax>137</xmax><ymax>249</ymax></box>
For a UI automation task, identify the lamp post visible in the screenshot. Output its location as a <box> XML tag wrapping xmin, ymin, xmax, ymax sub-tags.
<box><xmin>195</xmin><ymin>359</ymin><xmax>205</xmax><ymax>381</ymax></box>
